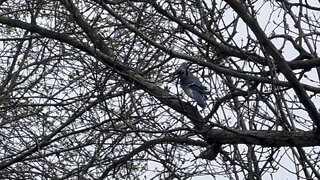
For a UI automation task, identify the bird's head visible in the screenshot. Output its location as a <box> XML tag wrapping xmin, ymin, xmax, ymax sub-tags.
<box><xmin>174</xmin><ymin>63</ymin><xmax>189</xmax><ymax>78</ymax></box>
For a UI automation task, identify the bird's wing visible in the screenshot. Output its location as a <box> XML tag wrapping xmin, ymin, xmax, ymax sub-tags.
<box><xmin>187</xmin><ymin>82</ymin><xmax>208</xmax><ymax>94</ymax></box>
<box><xmin>191</xmin><ymin>89</ymin><xmax>207</xmax><ymax>108</ymax></box>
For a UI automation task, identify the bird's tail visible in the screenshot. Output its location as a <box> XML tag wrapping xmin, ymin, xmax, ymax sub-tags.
<box><xmin>192</xmin><ymin>91</ymin><xmax>207</xmax><ymax>108</ymax></box>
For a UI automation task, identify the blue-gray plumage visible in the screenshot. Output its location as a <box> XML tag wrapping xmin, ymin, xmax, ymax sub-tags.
<box><xmin>175</xmin><ymin>63</ymin><xmax>209</xmax><ymax>108</ymax></box>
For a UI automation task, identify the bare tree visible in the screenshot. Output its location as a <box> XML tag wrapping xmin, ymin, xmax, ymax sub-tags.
<box><xmin>0</xmin><ymin>0</ymin><xmax>320</xmax><ymax>179</ymax></box>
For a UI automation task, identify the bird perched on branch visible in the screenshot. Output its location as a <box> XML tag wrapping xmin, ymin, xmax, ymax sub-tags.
<box><xmin>175</xmin><ymin>63</ymin><xmax>209</xmax><ymax>108</ymax></box>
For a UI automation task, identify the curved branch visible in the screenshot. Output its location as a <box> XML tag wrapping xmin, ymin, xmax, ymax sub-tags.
<box><xmin>224</xmin><ymin>0</ymin><xmax>320</xmax><ymax>128</ymax></box>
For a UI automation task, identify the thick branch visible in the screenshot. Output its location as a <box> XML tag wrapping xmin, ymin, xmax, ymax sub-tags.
<box><xmin>206</xmin><ymin>129</ymin><xmax>320</xmax><ymax>147</ymax></box>
<box><xmin>289</xmin><ymin>58</ymin><xmax>320</xmax><ymax>70</ymax></box>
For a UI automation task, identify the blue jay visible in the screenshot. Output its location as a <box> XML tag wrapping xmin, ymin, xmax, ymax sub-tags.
<box><xmin>175</xmin><ymin>63</ymin><xmax>209</xmax><ymax>108</ymax></box>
